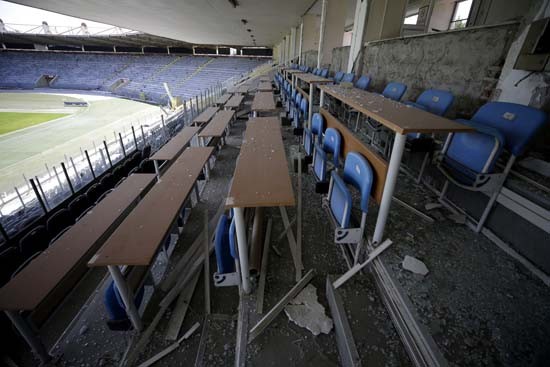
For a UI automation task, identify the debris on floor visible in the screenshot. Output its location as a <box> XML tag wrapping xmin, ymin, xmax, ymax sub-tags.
<box><xmin>425</xmin><ymin>202</ymin><xmax>443</xmax><ymax>211</ymax></box>
<box><xmin>284</xmin><ymin>284</ymin><xmax>333</xmax><ymax>336</ymax></box>
<box><xmin>448</xmin><ymin>212</ymin><xmax>467</xmax><ymax>224</ymax></box>
<box><xmin>402</xmin><ymin>255</ymin><xmax>429</xmax><ymax>276</ymax></box>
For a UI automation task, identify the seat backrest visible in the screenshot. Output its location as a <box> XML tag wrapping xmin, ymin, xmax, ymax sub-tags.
<box><xmin>342</xmin><ymin>152</ymin><xmax>374</xmax><ymax>213</ymax></box>
<box><xmin>68</xmin><ymin>195</ymin><xmax>89</xmax><ymax>218</ymax></box>
<box><xmin>295</xmin><ymin>93</ymin><xmax>302</xmax><ymax>106</ymax></box>
<box><xmin>291</xmin><ymin>88</ymin><xmax>296</xmax><ymax>100</ymax></box>
<box><xmin>0</xmin><ymin>246</ymin><xmax>23</xmax><ymax>286</ymax></box>
<box><xmin>141</xmin><ymin>145</ymin><xmax>151</xmax><ymax>160</ymax></box>
<box><xmin>322</xmin><ymin>128</ymin><xmax>342</xmax><ymax>166</ymax></box>
<box><xmin>100</xmin><ymin>173</ymin><xmax>115</xmax><ymax>190</ymax></box>
<box><xmin>46</xmin><ymin>209</ymin><xmax>73</xmax><ymax>239</ymax></box>
<box><xmin>229</xmin><ymin>216</ymin><xmax>238</xmax><ymax>260</ymax></box>
<box><xmin>470</xmin><ymin>102</ymin><xmax>547</xmax><ymax>157</ymax></box>
<box><xmin>85</xmin><ymin>183</ymin><xmax>102</xmax><ymax>203</ymax></box>
<box><xmin>329</xmin><ymin>172</ymin><xmax>353</xmax><ymax>228</ymax></box>
<box><xmin>334</xmin><ymin>71</ymin><xmax>345</xmax><ymax>83</ymax></box>
<box><xmin>11</xmin><ymin>251</ymin><xmax>42</xmax><ymax>279</ymax></box>
<box><xmin>19</xmin><ymin>225</ymin><xmax>48</xmax><ymax>258</ymax></box>
<box><xmin>355</xmin><ymin>75</ymin><xmax>371</xmax><ymax>90</ymax></box>
<box><xmin>382</xmin><ymin>82</ymin><xmax>407</xmax><ymax>101</ymax></box>
<box><xmin>304</xmin><ymin>128</ymin><xmax>314</xmax><ymax>156</ymax></box>
<box><xmin>311</xmin><ymin>113</ymin><xmax>326</xmax><ymax>145</ymax></box>
<box><xmin>320</xmin><ymin>68</ymin><xmax>329</xmax><ymax>78</ymax></box>
<box><xmin>214</xmin><ymin>214</ymin><xmax>235</xmax><ymax>274</ymax></box>
<box><xmin>300</xmin><ymin>98</ymin><xmax>308</xmax><ymax>118</ymax></box>
<box><xmin>342</xmin><ymin>72</ymin><xmax>355</xmax><ymax>83</ymax></box>
<box><xmin>415</xmin><ymin>89</ymin><xmax>454</xmax><ymax>116</ymax></box>
<box><xmin>138</xmin><ymin>159</ymin><xmax>155</xmax><ymax>174</ymax></box>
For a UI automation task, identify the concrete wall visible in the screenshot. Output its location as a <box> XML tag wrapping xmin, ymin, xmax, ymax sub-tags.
<box><xmin>331</xmin><ymin>46</ymin><xmax>351</xmax><ymax>76</ymax></box>
<box><xmin>494</xmin><ymin>0</ymin><xmax>550</xmax><ymax>157</ymax></box>
<box><xmin>361</xmin><ymin>22</ymin><xmax>519</xmax><ymax>118</ymax></box>
<box><xmin>301</xmin><ymin>50</ymin><xmax>318</xmax><ymax>69</ymax></box>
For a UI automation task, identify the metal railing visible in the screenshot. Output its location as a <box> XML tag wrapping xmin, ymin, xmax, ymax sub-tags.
<box><xmin>0</xmin><ymin>82</ymin><xmax>228</xmax><ymax>244</ymax></box>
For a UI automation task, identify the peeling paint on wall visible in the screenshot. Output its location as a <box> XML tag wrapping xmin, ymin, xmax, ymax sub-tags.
<box><xmin>360</xmin><ymin>23</ymin><xmax>519</xmax><ymax>118</ymax></box>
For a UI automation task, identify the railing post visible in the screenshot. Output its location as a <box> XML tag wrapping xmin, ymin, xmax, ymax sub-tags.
<box><xmin>118</xmin><ymin>133</ymin><xmax>127</xmax><ymax>157</ymax></box>
<box><xmin>131</xmin><ymin>126</ymin><xmax>139</xmax><ymax>150</ymax></box>
<box><xmin>103</xmin><ymin>140</ymin><xmax>113</xmax><ymax>168</ymax></box>
<box><xmin>140</xmin><ymin>125</ymin><xmax>147</xmax><ymax>146</ymax></box>
<box><xmin>31</xmin><ymin>177</ymin><xmax>49</xmax><ymax>213</ymax></box>
<box><xmin>85</xmin><ymin>150</ymin><xmax>96</xmax><ymax>179</ymax></box>
<box><xmin>61</xmin><ymin>162</ymin><xmax>75</xmax><ymax>194</ymax></box>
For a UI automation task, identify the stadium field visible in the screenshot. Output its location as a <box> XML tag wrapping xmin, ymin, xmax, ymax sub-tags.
<box><xmin>0</xmin><ymin>112</ymin><xmax>70</xmax><ymax>135</ymax></box>
<box><xmin>0</xmin><ymin>92</ymin><xmax>161</xmax><ymax>193</ymax></box>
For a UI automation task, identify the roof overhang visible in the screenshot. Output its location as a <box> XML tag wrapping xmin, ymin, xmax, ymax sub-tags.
<box><xmin>7</xmin><ymin>0</ymin><xmax>316</xmax><ymax>46</ymax></box>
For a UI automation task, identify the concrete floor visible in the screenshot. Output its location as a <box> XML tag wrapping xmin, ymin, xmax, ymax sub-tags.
<box><xmin>7</xmin><ymin>77</ymin><xmax>550</xmax><ymax>367</ymax></box>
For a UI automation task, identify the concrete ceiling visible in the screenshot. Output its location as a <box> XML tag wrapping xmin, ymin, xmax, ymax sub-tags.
<box><xmin>7</xmin><ymin>0</ymin><xmax>316</xmax><ymax>46</ymax></box>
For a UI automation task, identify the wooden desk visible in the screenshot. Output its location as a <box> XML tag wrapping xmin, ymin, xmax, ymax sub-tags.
<box><xmin>259</xmin><ymin>76</ymin><xmax>271</xmax><ymax>82</ymax></box>
<box><xmin>192</xmin><ymin>106</ymin><xmax>219</xmax><ymax>126</ymax></box>
<box><xmin>0</xmin><ymin>173</ymin><xmax>156</xmax><ymax>362</ymax></box>
<box><xmin>228</xmin><ymin>85</ymin><xmax>250</xmax><ymax>94</ymax></box>
<box><xmin>319</xmin><ymin>85</ymin><xmax>472</xmax><ymax>135</ymax></box>
<box><xmin>295</xmin><ymin>73</ymin><xmax>333</xmax><ymax>127</ymax></box>
<box><xmin>317</xmin><ymin>84</ymin><xmax>473</xmax><ymax>251</ymax></box>
<box><xmin>215</xmin><ymin>93</ymin><xmax>231</xmax><ymax>106</ymax></box>
<box><xmin>226</xmin><ymin>117</ymin><xmax>294</xmax><ymax>293</ymax></box>
<box><xmin>88</xmin><ymin>147</ymin><xmax>213</xmax><ymax>330</ymax></box>
<box><xmin>225</xmin><ymin>94</ymin><xmax>244</xmax><ymax>110</ymax></box>
<box><xmin>149</xmin><ymin>126</ymin><xmax>200</xmax><ymax>161</ymax></box>
<box><xmin>251</xmin><ymin>92</ymin><xmax>276</xmax><ymax>116</ymax></box>
<box><xmin>257</xmin><ymin>81</ymin><xmax>273</xmax><ymax>92</ymax></box>
<box><xmin>198</xmin><ymin>110</ymin><xmax>235</xmax><ymax>145</ymax></box>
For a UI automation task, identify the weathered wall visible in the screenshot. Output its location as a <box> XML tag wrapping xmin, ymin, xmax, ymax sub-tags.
<box><xmin>331</xmin><ymin>46</ymin><xmax>350</xmax><ymax>76</ymax></box>
<box><xmin>301</xmin><ymin>50</ymin><xmax>318</xmax><ymax>69</ymax></box>
<box><xmin>362</xmin><ymin>23</ymin><xmax>519</xmax><ymax>118</ymax></box>
<box><xmin>495</xmin><ymin>0</ymin><xmax>550</xmax><ymax>158</ymax></box>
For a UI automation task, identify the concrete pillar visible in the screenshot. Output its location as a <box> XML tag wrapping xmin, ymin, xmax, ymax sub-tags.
<box><xmin>286</xmin><ymin>33</ymin><xmax>292</xmax><ymax>64</ymax></box>
<box><xmin>302</xmin><ymin>14</ymin><xmax>320</xmax><ymax>53</ymax></box>
<box><xmin>365</xmin><ymin>0</ymin><xmax>407</xmax><ymax>42</ymax></box>
<box><xmin>347</xmin><ymin>0</ymin><xmax>369</xmax><ymax>73</ymax></box>
<box><xmin>290</xmin><ymin>27</ymin><xmax>297</xmax><ymax>63</ymax></box>
<box><xmin>298</xmin><ymin>22</ymin><xmax>304</xmax><ymax>64</ymax></box>
<box><xmin>318</xmin><ymin>0</ymin><xmax>347</xmax><ymax>68</ymax></box>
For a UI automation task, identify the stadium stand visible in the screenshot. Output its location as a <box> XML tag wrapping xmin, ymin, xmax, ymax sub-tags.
<box><xmin>0</xmin><ymin>51</ymin><xmax>266</xmax><ymax>104</ymax></box>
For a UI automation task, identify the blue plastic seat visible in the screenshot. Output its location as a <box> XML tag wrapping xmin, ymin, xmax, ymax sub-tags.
<box><xmin>341</xmin><ymin>72</ymin><xmax>355</xmax><ymax>84</ymax></box>
<box><xmin>381</xmin><ymin>82</ymin><xmax>407</xmax><ymax>101</ymax></box>
<box><xmin>405</xmin><ymin>89</ymin><xmax>454</xmax><ymax>116</ymax></box>
<box><xmin>328</xmin><ymin>152</ymin><xmax>374</xmax><ymax>230</ymax></box>
<box><xmin>304</xmin><ymin>113</ymin><xmax>326</xmax><ymax>156</ymax></box>
<box><xmin>313</xmin><ymin>128</ymin><xmax>342</xmax><ymax>182</ymax></box>
<box><xmin>298</xmin><ymin>98</ymin><xmax>309</xmax><ymax>128</ymax></box>
<box><xmin>320</xmin><ymin>68</ymin><xmax>329</xmax><ymax>78</ymax></box>
<box><xmin>333</xmin><ymin>71</ymin><xmax>345</xmax><ymax>84</ymax></box>
<box><xmin>354</xmin><ymin>75</ymin><xmax>371</xmax><ymax>90</ymax></box>
<box><xmin>104</xmin><ymin>280</ymin><xmax>145</xmax><ymax>330</ymax></box>
<box><xmin>214</xmin><ymin>214</ymin><xmax>236</xmax><ymax>275</ymax></box>
<box><xmin>437</xmin><ymin>102</ymin><xmax>547</xmax><ymax>232</ymax></box>
<box><xmin>293</xmin><ymin>93</ymin><xmax>302</xmax><ymax>121</ymax></box>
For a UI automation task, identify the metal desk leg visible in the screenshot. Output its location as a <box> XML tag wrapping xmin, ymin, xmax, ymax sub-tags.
<box><xmin>252</xmin><ymin>111</ymin><xmax>258</xmax><ymax>118</ymax></box>
<box><xmin>372</xmin><ymin>133</ymin><xmax>407</xmax><ymax>244</ymax></box>
<box><xmin>320</xmin><ymin>90</ymin><xmax>325</xmax><ymax>109</ymax></box>
<box><xmin>153</xmin><ymin>160</ymin><xmax>161</xmax><ymax>182</ymax></box>
<box><xmin>308</xmin><ymin>82</ymin><xmax>315</xmax><ymax>129</ymax></box>
<box><xmin>233</xmin><ymin>207</ymin><xmax>251</xmax><ymax>294</ymax></box>
<box><xmin>5</xmin><ymin>310</ymin><xmax>51</xmax><ymax>364</ymax></box>
<box><xmin>107</xmin><ymin>265</ymin><xmax>143</xmax><ymax>331</ymax></box>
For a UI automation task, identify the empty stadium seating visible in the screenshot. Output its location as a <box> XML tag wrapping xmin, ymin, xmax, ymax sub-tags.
<box><xmin>0</xmin><ymin>51</ymin><xmax>266</xmax><ymax>104</ymax></box>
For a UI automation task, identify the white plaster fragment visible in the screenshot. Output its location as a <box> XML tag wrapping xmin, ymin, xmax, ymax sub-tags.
<box><xmin>424</xmin><ymin>202</ymin><xmax>443</xmax><ymax>211</ymax></box>
<box><xmin>402</xmin><ymin>255</ymin><xmax>429</xmax><ymax>276</ymax></box>
<box><xmin>284</xmin><ymin>284</ymin><xmax>333</xmax><ymax>336</ymax></box>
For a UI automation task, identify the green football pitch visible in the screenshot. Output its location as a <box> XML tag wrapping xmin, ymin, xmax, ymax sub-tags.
<box><xmin>0</xmin><ymin>112</ymin><xmax>69</xmax><ymax>135</ymax></box>
<box><xmin>0</xmin><ymin>92</ymin><xmax>161</xmax><ymax>193</ymax></box>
